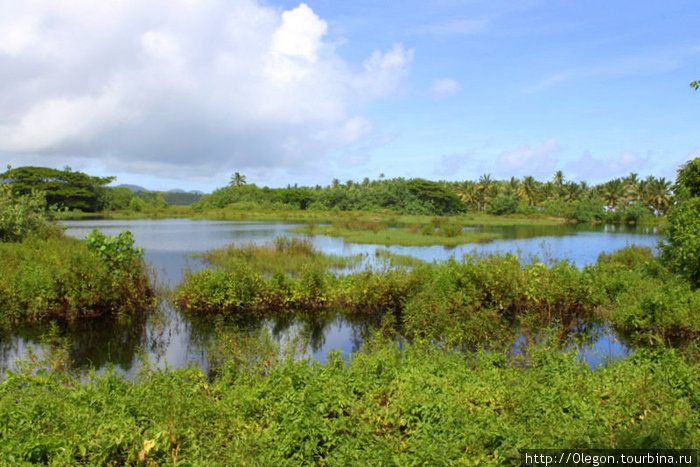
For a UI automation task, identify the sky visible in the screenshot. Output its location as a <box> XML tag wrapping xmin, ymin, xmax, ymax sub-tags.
<box><xmin>1</xmin><ymin>0</ymin><xmax>698</xmax><ymax>192</ymax></box>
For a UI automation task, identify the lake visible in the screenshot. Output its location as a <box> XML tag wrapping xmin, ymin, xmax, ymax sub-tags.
<box><xmin>0</xmin><ymin>219</ymin><xmax>661</xmax><ymax>375</ymax></box>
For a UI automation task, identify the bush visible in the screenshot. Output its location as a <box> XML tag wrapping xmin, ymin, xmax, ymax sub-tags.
<box><xmin>438</xmin><ymin>223</ymin><xmax>462</xmax><ymax>237</ymax></box>
<box><xmin>86</xmin><ymin>229</ymin><xmax>144</xmax><ymax>272</ymax></box>
<box><xmin>661</xmin><ymin>197</ymin><xmax>700</xmax><ymax>287</ymax></box>
<box><xmin>0</xmin><ymin>234</ymin><xmax>154</xmax><ymax>326</ymax></box>
<box><xmin>486</xmin><ymin>195</ymin><xmax>518</xmax><ymax>215</ymax></box>
<box><xmin>0</xmin><ymin>183</ymin><xmax>58</xmax><ymax>242</ymax></box>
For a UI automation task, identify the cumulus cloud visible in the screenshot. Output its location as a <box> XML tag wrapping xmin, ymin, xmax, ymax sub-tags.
<box><xmin>0</xmin><ymin>1</ymin><xmax>413</xmax><ymax>182</ymax></box>
<box><xmin>494</xmin><ymin>139</ymin><xmax>561</xmax><ymax>178</ymax></box>
<box><xmin>429</xmin><ymin>78</ymin><xmax>461</xmax><ymax>98</ymax></box>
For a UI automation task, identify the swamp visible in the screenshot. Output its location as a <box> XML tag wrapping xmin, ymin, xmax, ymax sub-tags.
<box><xmin>0</xmin><ymin>159</ymin><xmax>699</xmax><ymax>465</ymax></box>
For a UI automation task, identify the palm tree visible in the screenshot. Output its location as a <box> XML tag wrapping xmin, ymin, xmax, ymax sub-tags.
<box><xmin>456</xmin><ymin>181</ymin><xmax>478</xmax><ymax>211</ymax></box>
<box><xmin>521</xmin><ymin>176</ymin><xmax>538</xmax><ymax>206</ymax></box>
<box><xmin>540</xmin><ymin>182</ymin><xmax>557</xmax><ymax>202</ymax></box>
<box><xmin>623</xmin><ymin>172</ymin><xmax>641</xmax><ymax>204</ymax></box>
<box><xmin>476</xmin><ymin>174</ymin><xmax>496</xmax><ymax>210</ymax></box>
<box><xmin>553</xmin><ymin>170</ymin><xmax>564</xmax><ymax>187</ymax></box>
<box><xmin>646</xmin><ymin>177</ymin><xmax>672</xmax><ymax>215</ymax></box>
<box><xmin>230</xmin><ymin>172</ymin><xmax>246</xmax><ymax>187</ymax></box>
<box><xmin>602</xmin><ymin>178</ymin><xmax>624</xmax><ymax>210</ymax></box>
<box><xmin>579</xmin><ymin>181</ymin><xmax>590</xmax><ymax>199</ymax></box>
<box><xmin>562</xmin><ymin>181</ymin><xmax>581</xmax><ymax>202</ymax></box>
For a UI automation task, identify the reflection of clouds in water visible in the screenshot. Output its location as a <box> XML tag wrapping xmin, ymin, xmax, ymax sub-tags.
<box><xmin>509</xmin><ymin>324</ymin><xmax>630</xmax><ymax>370</ymax></box>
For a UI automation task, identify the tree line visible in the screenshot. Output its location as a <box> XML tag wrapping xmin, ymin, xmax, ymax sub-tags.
<box><xmin>0</xmin><ymin>166</ymin><xmax>200</xmax><ymax>212</ymax></box>
<box><xmin>0</xmin><ymin>163</ymin><xmax>689</xmax><ymax>222</ymax></box>
<box><xmin>194</xmin><ymin>168</ymin><xmax>681</xmax><ymax>223</ymax></box>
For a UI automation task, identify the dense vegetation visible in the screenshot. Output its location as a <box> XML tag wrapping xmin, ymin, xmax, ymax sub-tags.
<box><xmin>1</xmin><ymin>163</ymin><xmax>683</xmax><ymax>224</ymax></box>
<box><xmin>0</xmin><ymin>182</ymin><xmax>155</xmax><ymax>329</ymax></box>
<box><xmin>0</xmin><ymin>166</ymin><xmax>114</xmax><ymax>212</ymax></box>
<box><xmin>177</xmin><ymin>240</ymin><xmax>699</xmax><ymax>351</ymax></box>
<box><xmin>191</xmin><ymin>169</ymin><xmax>676</xmax><ymax>223</ymax></box>
<box><xmin>0</xmin><ymin>338</ymin><xmax>697</xmax><ymax>465</ymax></box>
<box><xmin>0</xmin><ymin>158</ymin><xmax>698</xmax><ymax>464</ymax></box>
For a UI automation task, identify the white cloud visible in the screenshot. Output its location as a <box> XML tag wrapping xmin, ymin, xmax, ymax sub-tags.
<box><xmin>429</xmin><ymin>78</ymin><xmax>461</xmax><ymax>98</ymax></box>
<box><xmin>271</xmin><ymin>4</ymin><xmax>326</xmax><ymax>63</ymax></box>
<box><xmin>0</xmin><ymin>0</ymin><xmax>413</xmax><ymax>182</ymax></box>
<box><xmin>566</xmin><ymin>150</ymin><xmax>651</xmax><ymax>182</ymax></box>
<box><xmin>494</xmin><ymin>139</ymin><xmax>561</xmax><ymax>178</ymax></box>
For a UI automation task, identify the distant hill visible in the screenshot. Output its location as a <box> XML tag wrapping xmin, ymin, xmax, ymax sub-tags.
<box><xmin>163</xmin><ymin>191</ymin><xmax>203</xmax><ymax>205</ymax></box>
<box><xmin>114</xmin><ymin>184</ymin><xmax>204</xmax><ymax>205</ymax></box>
<box><xmin>117</xmin><ymin>184</ymin><xmax>149</xmax><ymax>193</ymax></box>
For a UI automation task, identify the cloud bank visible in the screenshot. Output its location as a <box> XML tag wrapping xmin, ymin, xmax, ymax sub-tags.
<box><xmin>0</xmin><ymin>1</ymin><xmax>413</xmax><ymax>181</ymax></box>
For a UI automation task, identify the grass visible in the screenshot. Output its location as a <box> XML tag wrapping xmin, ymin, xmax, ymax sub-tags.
<box><xmin>191</xmin><ymin>207</ymin><xmax>565</xmax><ymax>226</ymax></box>
<box><xmin>0</xmin><ymin>232</ymin><xmax>155</xmax><ymax>328</ymax></box>
<box><xmin>177</xmin><ymin>242</ymin><xmax>700</xmax><ymax>354</ymax></box>
<box><xmin>372</xmin><ymin>248</ymin><xmax>426</xmax><ymax>268</ymax></box>
<box><xmin>199</xmin><ymin>236</ymin><xmax>361</xmax><ymax>276</ymax></box>
<box><xmin>290</xmin><ymin>224</ymin><xmax>501</xmax><ymax>246</ymax></box>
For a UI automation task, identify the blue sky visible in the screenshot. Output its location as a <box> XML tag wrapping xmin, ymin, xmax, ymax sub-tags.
<box><xmin>1</xmin><ymin>0</ymin><xmax>698</xmax><ymax>191</ymax></box>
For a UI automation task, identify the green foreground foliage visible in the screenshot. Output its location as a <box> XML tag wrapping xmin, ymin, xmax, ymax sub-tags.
<box><xmin>0</xmin><ymin>231</ymin><xmax>155</xmax><ymax>328</ymax></box>
<box><xmin>1</xmin><ymin>338</ymin><xmax>698</xmax><ymax>465</ymax></box>
<box><xmin>1</xmin><ymin>183</ymin><xmax>155</xmax><ymax>328</ymax></box>
<box><xmin>661</xmin><ymin>158</ymin><xmax>700</xmax><ymax>287</ymax></box>
<box><xmin>0</xmin><ymin>183</ymin><xmax>60</xmax><ymax>242</ymax></box>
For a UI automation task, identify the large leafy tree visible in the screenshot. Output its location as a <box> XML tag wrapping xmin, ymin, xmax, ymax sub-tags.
<box><xmin>406</xmin><ymin>178</ymin><xmax>466</xmax><ymax>215</ymax></box>
<box><xmin>0</xmin><ymin>166</ymin><xmax>114</xmax><ymax>212</ymax></box>
<box><xmin>661</xmin><ymin>157</ymin><xmax>700</xmax><ymax>287</ymax></box>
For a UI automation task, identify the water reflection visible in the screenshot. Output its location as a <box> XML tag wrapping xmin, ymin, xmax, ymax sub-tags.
<box><xmin>0</xmin><ymin>219</ymin><xmax>662</xmax><ymax>375</ymax></box>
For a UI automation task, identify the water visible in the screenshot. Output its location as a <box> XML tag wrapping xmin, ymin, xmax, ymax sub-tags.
<box><xmin>0</xmin><ymin>219</ymin><xmax>660</xmax><ymax>374</ymax></box>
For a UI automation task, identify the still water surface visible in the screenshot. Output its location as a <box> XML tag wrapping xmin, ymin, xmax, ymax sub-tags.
<box><xmin>0</xmin><ymin>219</ymin><xmax>660</xmax><ymax>375</ymax></box>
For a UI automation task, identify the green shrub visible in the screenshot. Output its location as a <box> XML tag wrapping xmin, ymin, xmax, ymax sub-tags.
<box><xmin>0</xmin><ymin>234</ymin><xmax>154</xmax><ymax>326</ymax></box>
<box><xmin>0</xmin><ymin>183</ymin><xmax>59</xmax><ymax>242</ymax></box>
<box><xmin>0</xmin><ymin>339</ymin><xmax>698</xmax><ymax>465</ymax></box>
<box><xmin>486</xmin><ymin>195</ymin><xmax>518</xmax><ymax>215</ymax></box>
<box><xmin>597</xmin><ymin>245</ymin><xmax>655</xmax><ymax>269</ymax></box>
<box><xmin>86</xmin><ymin>229</ymin><xmax>144</xmax><ymax>272</ymax></box>
<box><xmin>661</xmin><ymin>197</ymin><xmax>700</xmax><ymax>287</ymax></box>
<box><xmin>438</xmin><ymin>222</ymin><xmax>462</xmax><ymax>237</ymax></box>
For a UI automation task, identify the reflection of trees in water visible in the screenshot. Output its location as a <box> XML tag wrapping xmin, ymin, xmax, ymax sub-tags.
<box><xmin>63</xmin><ymin>315</ymin><xmax>151</xmax><ymax>371</ymax></box>
<box><xmin>0</xmin><ymin>331</ymin><xmax>20</xmax><ymax>374</ymax></box>
<box><xmin>0</xmin><ymin>315</ymin><xmax>153</xmax><ymax>373</ymax></box>
<box><xmin>183</xmin><ymin>308</ymin><xmax>381</xmax><ymax>358</ymax></box>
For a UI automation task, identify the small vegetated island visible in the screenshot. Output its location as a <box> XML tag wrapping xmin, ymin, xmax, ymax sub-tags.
<box><xmin>0</xmin><ymin>160</ymin><xmax>698</xmax><ymax>464</ymax></box>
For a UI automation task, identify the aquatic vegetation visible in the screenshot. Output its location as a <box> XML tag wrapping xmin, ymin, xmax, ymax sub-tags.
<box><xmin>0</xmin><ymin>336</ymin><xmax>698</xmax><ymax>465</ymax></box>
<box><xmin>177</xmin><ymin>240</ymin><xmax>700</xmax><ymax>353</ymax></box>
<box><xmin>289</xmin><ymin>224</ymin><xmax>500</xmax><ymax>246</ymax></box>
<box><xmin>201</xmin><ymin>236</ymin><xmax>360</xmax><ymax>276</ymax></box>
<box><xmin>0</xmin><ymin>232</ymin><xmax>155</xmax><ymax>328</ymax></box>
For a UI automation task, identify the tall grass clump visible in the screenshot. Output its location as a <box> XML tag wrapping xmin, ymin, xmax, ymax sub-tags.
<box><xmin>201</xmin><ymin>236</ymin><xmax>360</xmax><ymax>276</ymax></box>
<box><xmin>0</xmin><ymin>230</ymin><xmax>154</xmax><ymax>328</ymax></box>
